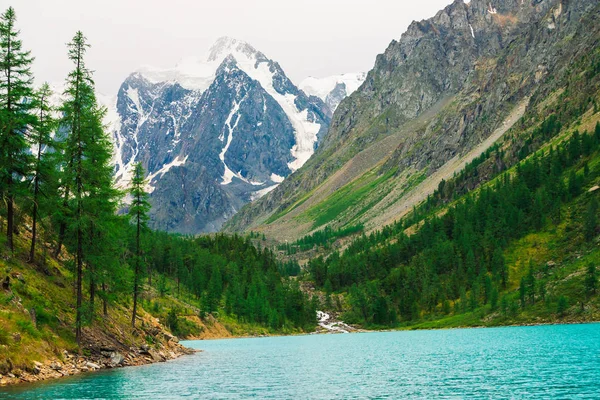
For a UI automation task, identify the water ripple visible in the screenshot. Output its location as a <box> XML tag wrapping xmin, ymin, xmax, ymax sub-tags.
<box><xmin>1</xmin><ymin>324</ymin><xmax>600</xmax><ymax>399</ymax></box>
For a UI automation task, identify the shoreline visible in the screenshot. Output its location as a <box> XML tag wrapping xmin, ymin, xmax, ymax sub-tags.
<box><xmin>186</xmin><ymin>318</ymin><xmax>600</xmax><ymax>342</ymax></box>
<box><xmin>0</xmin><ymin>339</ymin><xmax>197</xmax><ymax>387</ymax></box>
<box><xmin>3</xmin><ymin>319</ymin><xmax>598</xmax><ymax>388</ymax></box>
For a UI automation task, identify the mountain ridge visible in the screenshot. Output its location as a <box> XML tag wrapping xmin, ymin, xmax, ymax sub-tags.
<box><xmin>224</xmin><ymin>0</ymin><xmax>600</xmax><ymax>241</ymax></box>
<box><xmin>107</xmin><ymin>37</ymin><xmax>336</xmax><ymax>233</ymax></box>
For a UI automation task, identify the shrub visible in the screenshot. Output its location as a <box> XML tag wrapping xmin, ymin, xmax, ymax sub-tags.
<box><xmin>33</xmin><ymin>305</ymin><xmax>57</xmax><ymax>328</ymax></box>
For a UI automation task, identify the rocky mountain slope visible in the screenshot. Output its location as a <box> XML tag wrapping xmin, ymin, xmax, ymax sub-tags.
<box><xmin>109</xmin><ymin>37</ymin><xmax>333</xmax><ymax>233</ymax></box>
<box><xmin>225</xmin><ymin>0</ymin><xmax>600</xmax><ymax>241</ymax></box>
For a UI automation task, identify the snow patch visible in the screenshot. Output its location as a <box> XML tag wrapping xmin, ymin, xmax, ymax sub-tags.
<box><xmin>145</xmin><ymin>155</ymin><xmax>188</xmax><ymax>193</ymax></box>
<box><xmin>270</xmin><ymin>173</ymin><xmax>285</xmax><ymax>183</ymax></box>
<box><xmin>114</xmin><ymin>84</ymin><xmax>154</xmax><ymax>189</ymax></box>
<box><xmin>250</xmin><ymin>184</ymin><xmax>279</xmax><ymax>201</ymax></box>
<box><xmin>469</xmin><ymin>24</ymin><xmax>475</xmax><ymax>39</ymax></box>
<box><xmin>220</xmin><ymin>99</ymin><xmax>244</xmax><ymax>185</ymax></box>
<box><xmin>300</xmin><ymin>73</ymin><xmax>366</xmax><ymax>105</ymax></box>
<box><xmin>136</xmin><ymin>61</ymin><xmax>217</xmax><ymax>92</ymax></box>
<box><xmin>221</xmin><ymin>50</ymin><xmax>321</xmax><ymax>172</ymax></box>
<box><xmin>135</xmin><ymin>37</ymin><xmax>323</xmax><ymax>172</ymax></box>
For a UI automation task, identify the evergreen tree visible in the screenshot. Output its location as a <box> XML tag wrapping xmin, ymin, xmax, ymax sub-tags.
<box><xmin>203</xmin><ymin>264</ymin><xmax>223</xmax><ymax>314</ymax></box>
<box><xmin>519</xmin><ymin>277</ymin><xmax>527</xmax><ymax>308</ymax></box>
<box><xmin>60</xmin><ymin>31</ymin><xmax>90</xmax><ymax>344</ymax></box>
<box><xmin>84</xmin><ymin>98</ymin><xmax>121</xmax><ymax>317</ymax></box>
<box><xmin>0</xmin><ymin>7</ymin><xmax>35</xmax><ymax>252</ymax></box>
<box><xmin>59</xmin><ymin>31</ymin><xmax>119</xmax><ymax>344</ymax></box>
<box><xmin>584</xmin><ymin>196</ymin><xmax>598</xmax><ymax>241</ymax></box>
<box><xmin>129</xmin><ymin>162</ymin><xmax>150</xmax><ymax>327</ymax></box>
<box><xmin>490</xmin><ymin>284</ymin><xmax>499</xmax><ymax>311</ymax></box>
<box><xmin>585</xmin><ymin>263</ymin><xmax>597</xmax><ymax>299</ymax></box>
<box><xmin>27</xmin><ymin>83</ymin><xmax>57</xmax><ymax>263</ymax></box>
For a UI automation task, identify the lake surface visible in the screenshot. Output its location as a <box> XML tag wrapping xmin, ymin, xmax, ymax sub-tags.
<box><xmin>1</xmin><ymin>323</ymin><xmax>600</xmax><ymax>399</ymax></box>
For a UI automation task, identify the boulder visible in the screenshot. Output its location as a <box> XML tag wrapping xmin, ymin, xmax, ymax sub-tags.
<box><xmin>110</xmin><ymin>352</ymin><xmax>125</xmax><ymax>366</ymax></box>
<box><xmin>148</xmin><ymin>349</ymin><xmax>164</xmax><ymax>363</ymax></box>
<box><xmin>86</xmin><ymin>362</ymin><xmax>101</xmax><ymax>370</ymax></box>
<box><xmin>32</xmin><ymin>361</ymin><xmax>43</xmax><ymax>375</ymax></box>
<box><xmin>163</xmin><ymin>332</ymin><xmax>175</xmax><ymax>342</ymax></box>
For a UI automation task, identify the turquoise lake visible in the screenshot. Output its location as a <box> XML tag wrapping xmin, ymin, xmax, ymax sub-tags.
<box><xmin>1</xmin><ymin>323</ymin><xmax>599</xmax><ymax>399</ymax></box>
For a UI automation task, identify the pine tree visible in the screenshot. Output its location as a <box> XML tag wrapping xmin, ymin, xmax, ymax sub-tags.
<box><xmin>60</xmin><ymin>31</ymin><xmax>91</xmax><ymax>344</ymax></box>
<box><xmin>59</xmin><ymin>31</ymin><xmax>120</xmax><ymax>344</ymax></box>
<box><xmin>27</xmin><ymin>83</ymin><xmax>56</xmax><ymax>263</ymax></box>
<box><xmin>83</xmin><ymin>98</ymin><xmax>121</xmax><ymax>319</ymax></box>
<box><xmin>585</xmin><ymin>263</ymin><xmax>597</xmax><ymax>299</ymax></box>
<box><xmin>519</xmin><ymin>277</ymin><xmax>527</xmax><ymax>308</ymax></box>
<box><xmin>0</xmin><ymin>7</ymin><xmax>35</xmax><ymax>252</ymax></box>
<box><xmin>129</xmin><ymin>162</ymin><xmax>150</xmax><ymax>327</ymax></box>
<box><xmin>584</xmin><ymin>196</ymin><xmax>598</xmax><ymax>241</ymax></box>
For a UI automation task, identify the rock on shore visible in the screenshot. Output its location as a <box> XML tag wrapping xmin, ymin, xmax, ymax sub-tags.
<box><xmin>0</xmin><ymin>337</ymin><xmax>197</xmax><ymax>386</ymax></box>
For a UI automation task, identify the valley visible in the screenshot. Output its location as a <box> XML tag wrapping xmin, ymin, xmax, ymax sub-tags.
<box><xmin>1</xmin><ymin>0</ymin><xmax>600</xmax><ymax>396</ymax></box>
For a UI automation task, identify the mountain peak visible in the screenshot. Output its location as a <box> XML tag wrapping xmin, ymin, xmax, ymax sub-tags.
<box><xmin>207</xmin><ymin>36</ymin><xmax>261</xmax><ymax>63</ymax></box>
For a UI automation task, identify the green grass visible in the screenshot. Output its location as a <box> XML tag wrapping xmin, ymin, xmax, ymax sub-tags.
<box><xmin>305</xmin><ymin>167</ymin><xmax>398</xmax><ymax>229</ymax></box>
<box><xmin>264</xmin><ymin>187</ymin><xmax>315</xmax><ymax>225</ymax></box>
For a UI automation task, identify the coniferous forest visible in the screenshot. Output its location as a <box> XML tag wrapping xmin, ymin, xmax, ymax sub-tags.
<box><xmin>309</xmin><ymin>124</ymin><xmax>600</xmax><ymax>325</ymax></box>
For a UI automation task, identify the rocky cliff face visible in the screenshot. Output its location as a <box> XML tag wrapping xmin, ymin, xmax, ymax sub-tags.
<box><xmin>111</xmin><ymin>38</ymin><xmax>332</xmax><ymax>233</ymax></box>
<box><xmin>225</xmin><ymin>0</ymin><xmax>600</xmax><ymax>239</ymax></box>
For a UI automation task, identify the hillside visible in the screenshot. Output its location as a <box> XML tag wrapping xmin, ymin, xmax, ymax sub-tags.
<box><xmin>284</xmin><ymin>105</ymin><xmax>600</xmax><ymax>330</ymax></box>
<box><xmin>225</xmin><ymin>0</ymin><xmax>600</xmax><ymax>242</ymax></box>
<box><xmin>0</xmin><ymin>233</ymin><xmax>192</xmax><ymax>385</ymax></box>
<box><xmin>0</xmin><ymin>227</ymin><xmax>318</xmax><ymax>386</ymax></box>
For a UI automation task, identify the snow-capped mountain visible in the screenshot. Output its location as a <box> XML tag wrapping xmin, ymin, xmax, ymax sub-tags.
<box><xmin>300</xmin><ymin>73</ymin><xmax>366</xmax><ymax>111</ymax></box>
<box><xmin>111</xmin><ymin>37</ymin><xmax>332</xmax><ymax>233</ymax></box>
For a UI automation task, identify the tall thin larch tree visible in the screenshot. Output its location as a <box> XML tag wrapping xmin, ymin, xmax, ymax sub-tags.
<box><xmin>0</xmin><ymin>7</ymin><xmax>35</xmax><ymax>252</ymax></box>
<box><xmin>28</xmin><ymin>83</ymin><xmax>56</xmax><ymax>263</ymax></box>
<box><xmin>129</xmin><ymin>162</ymin><xmax>150</xmax><ymax>327</ymax></box>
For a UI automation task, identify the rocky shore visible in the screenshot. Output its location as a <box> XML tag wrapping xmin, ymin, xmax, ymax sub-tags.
<box><xmin>0</xmin><ymin>332</ymin><xmax>196</xmax><ymax>386</ymax></box>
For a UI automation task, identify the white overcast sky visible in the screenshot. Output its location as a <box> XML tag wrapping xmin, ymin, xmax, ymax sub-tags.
<box><xmin>8</xmin><ymin>0</ymin><xmax>453</xmax><ymax>95</ymax></box>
